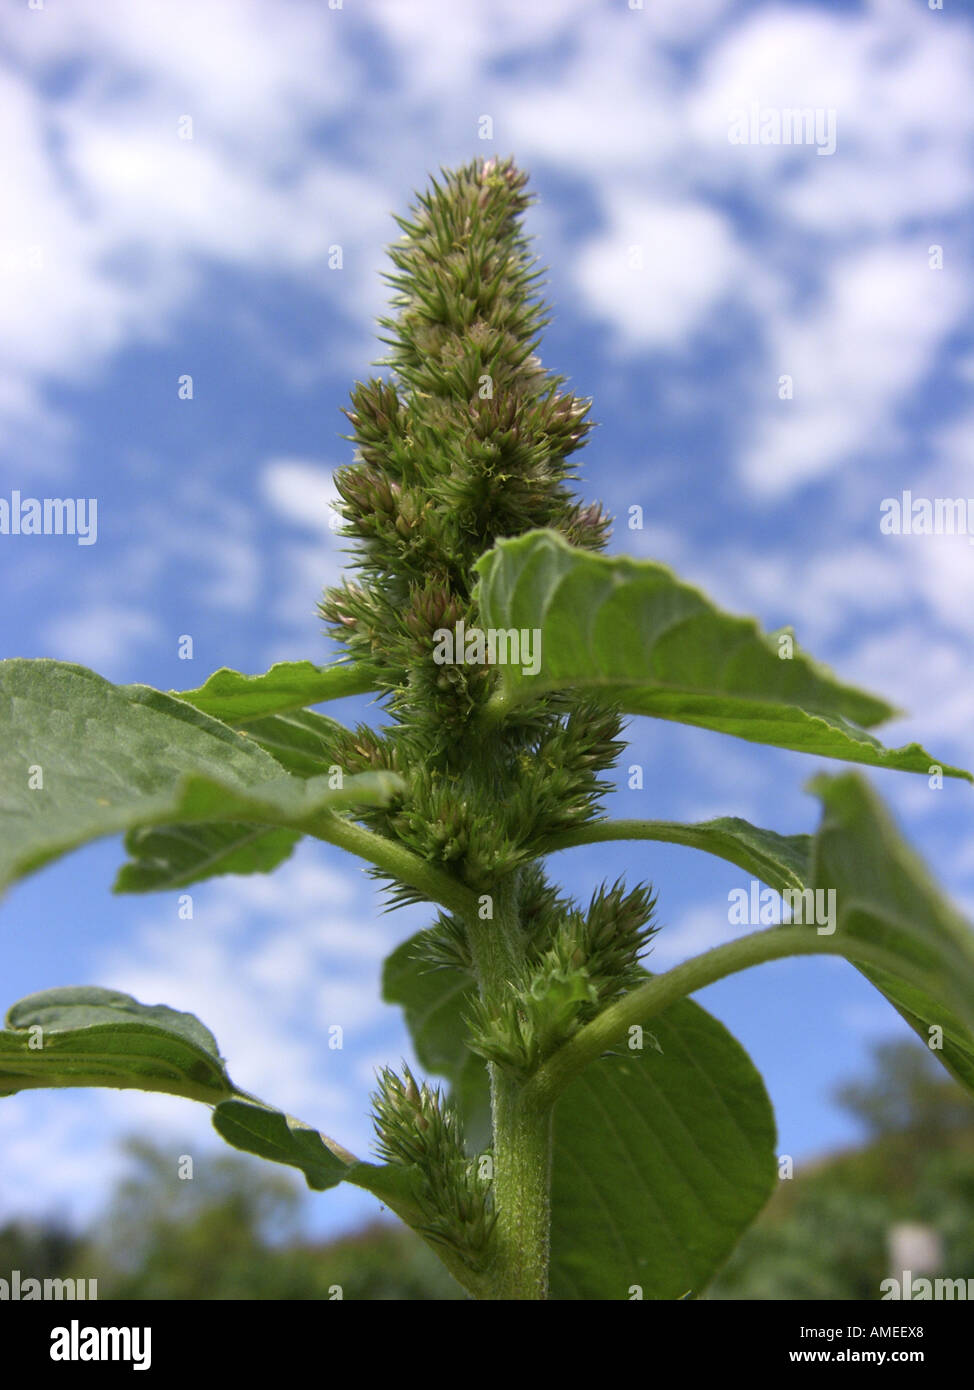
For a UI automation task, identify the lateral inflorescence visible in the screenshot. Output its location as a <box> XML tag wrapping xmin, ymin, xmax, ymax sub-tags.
<box><xmin>371</xmin><ymin>1064</ymin><xmax>495</xmax><ymax>1272</ymax></box>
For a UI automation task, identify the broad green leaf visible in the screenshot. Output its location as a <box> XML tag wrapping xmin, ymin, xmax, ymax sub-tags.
<box><xmin>233</xmin><ymin>709</ymin><xmax>351</xmax><ymax>778</ymax></box>
<box><xmin>211</xmin><ymin>1097</ymin><xmax>422</xmax><ymax>1216</ymax></box>
<box><xmin>0</xmin><ymin>987</ymin><xmax>233</xmax><ymax>1103</ymax></box>
<box><xmin>475</xmin><ymin>531</ymin><xmax>969</xmax><ymax>780</ymax></box>
<box><xmin>114</xmin><ymin>823</ymin><xmax>300</xmax><ymax>893</ymax></box>
<box><xmin>383</xmin><ymin>934</ymin><xmax>473</xmax><ymax>1078</ymax></box>
<box><xmin>810</xmin><ymin>773</ymin><xmax>974</xmax><ymax>1095</ymax></box>
<box><xmin>174</xmin><ymin>660</ymin><xmax>381</xmax><ymax>723</ymax></box>
<box><xmin>0</xmin><ymin>659</ymin><xmax>402</xmax><ymax>895</ymax></box>
<box><xmin>550</xmin><ymin>817</ymin><xmax>811</xmax><ymax>895</ymax></box>
<box><xmin>115</xmin><ymin>707</ymin><xmax>382</xmax><ymax>893</ymax></box>
<box><xmin>211</xmin><ymin>1098</ymin><xmax>352</xmax><ymax>1190</ymax></box>
<box><xmin>382</xmin><ymin>932</ymin><xmax>491</xmax><ymax>1151</ymax></box>
<box><xmin>549</xmin><ymin>993</ymin><xmax>777</xmax><ymax>1300</ymax></box>
<box><xmin>160</xmin><ymin>767</ymin><xmax>400</xmax><ymax>823</ymax></box>
<box><xmin>0</xmin><ymin>986</ymin><xmax>414</xmax><ymax>1216</ymax></box>
<box><xmin>108</xmin><ymin>767</ymin><xmax>398</xmax><ymax>893</ymax></box>
<box><xmin>113</xmin><ymin>710</ymin><xmax>358</xmax><ymax>891</ymax></box>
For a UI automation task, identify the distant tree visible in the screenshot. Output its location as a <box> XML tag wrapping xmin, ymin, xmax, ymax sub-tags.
<box><xmin>84</xmin><ymin>1137</ymin><xmax>459</xmax><ymax>1300</ymax></box>
<box><xmin>708</xmin><ymin>1039</ymin><xmax>974</xmax><ymax>1300</ymax></box>
<box><xmin>0</xmin><ymin>1218</ymin><xmax>84</xmax><ymax>1283</ymax></box>
<box><xmin>835</xmin><ymin>1039</ymin><xmax>973</xmax><ymax>1141</ymax></box>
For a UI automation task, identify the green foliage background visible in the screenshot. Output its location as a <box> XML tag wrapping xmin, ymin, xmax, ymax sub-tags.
<box><xmin>4</xmin><ymin>1040</ymin><xmax>969</xmax><ymax>1302</ymax></box>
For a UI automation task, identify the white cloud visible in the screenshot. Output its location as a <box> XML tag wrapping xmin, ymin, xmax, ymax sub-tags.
<box><xmin>839</xmin><ymin>622</ymin><xmax>974</xmax><ymax>764</ymax></box>
<box><xmin>102</xmin><ymin>479</ymin><xmax>264</xmax><ymax>618</ymax></box>
<box><xmin>261</xmin><ymin>458</ymin><xmax>340</xmax><ymax>535</ymax></box>
<box><xmin>42</xmin><ymin>603</ymin><xmax>160</xmax><ymax>675</ymax></box>
<box><xmin>3</xmin><ymin>0</ymin><xmax>353</xmax><ymax>149</ymax></box>
<box><xmin>0</xmin><ymin>1095</ymin><xmax>130</xmax><ymax>1226</ymax></box>
<box><xmin>366</xmin><ymin>0</ymin><xmax>597</xmax><ymax>98</ymax></box>
<box><xmin>0</xmin><ymin>3</ymin><xmax>395</xmax><ymax>461</ymax></box>
<box><xmin>573</xmin><ymin>194</ymin><xmax>742</xmax><ymax>352</ymax></box>
<box><xmin>689</xmin><ymin>0</ymin><xmax>974</xmax><ymax>190</ymax></box>
<box><xmin>492</xmin><ymin>0</ymin><xmax>974</xmax><ymax>496</ymax></box>
<box><xmin>259</xmin><ymin>459</ymin><xmax>348</xmax><ymax>630</ymax></box>
<box><xmin>218</xmin><ymin>860</ymin><xmax>357</xmax><ymax>914</ymax></box>
<box><xmin>782</xmin><ymin>152</ymin><xmax>974</xmax><ymax>236</ymax></box>
<box><xmin>740</xmin><ymin>246</ymin><xmax>967</xmax><ymax>497</ymax></box>
<box><xmin>5</xmin><ymin>0</ymin><xmax>971</xmax><ymax>505</ymax></box>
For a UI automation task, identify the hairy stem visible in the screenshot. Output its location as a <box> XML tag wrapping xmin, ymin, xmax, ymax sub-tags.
<box><xmin>466</xmin><ymin>875</ymin><xmax>553</xmax><ymax>1300</ymax></box>
<box><xmin>541</xmin><ymin>818</ymin><xmax>806</xmax><ymax>893</ymax></box>
<box><xmin>486</xmin><ymin>1081</ymin><xmax>552</xmax><ymax>1299</ymax></box>
<box><xmin>299</xmin><ymin>811</ymin><xmax>480</xmax><ymax>919</ymax></box>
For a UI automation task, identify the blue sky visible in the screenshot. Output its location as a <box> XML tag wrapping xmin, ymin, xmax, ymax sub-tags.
<box><xmin>1</xmin><ymin>0</ymin><xmax>972</xmax><ymax>1242</ymax></box>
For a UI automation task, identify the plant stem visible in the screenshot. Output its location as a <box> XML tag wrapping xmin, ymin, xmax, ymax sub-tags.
<box><xmin>541</xmin><ymin>818</ymin><xmax>807</xmax><ymax>894</ymax></box>
<box><xmin>466</xmin><ymin>874</ymin><xmax>553</xmax><ymax>1300</ymax></box>
<box><xmin>487</xmin><ymin>1077</ymin><xmax>552</xmax><ymax>1299</ymax></box>
<box><xmin>299</xmin><ymin>811</ymin><xmax>480</xmax><ymax>919</ymax></box>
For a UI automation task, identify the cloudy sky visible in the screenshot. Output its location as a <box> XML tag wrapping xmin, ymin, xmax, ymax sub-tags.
<box><xmin>1</xmin><ymin>0</ymin><xmax>972</xmax><ymax>1244</ymax></box>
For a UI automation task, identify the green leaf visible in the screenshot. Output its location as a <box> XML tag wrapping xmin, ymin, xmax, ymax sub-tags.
<box><xmin>211</xmin><ymin>1098</ymin><xmax>352</xmax><ymax>1190</ymax></box>
<box><xmin>0</xmin><ymin>987</ymin><xmax>234</xmax><ymax>1103</ymax></box>
<box><xmin>110</xmin><ymin>761</ymin><xmax>399</xmax><ymax>893</ymax></box>
<box><xmin>114</xmin><ymin>823</ymin><xmax>300</xmax><ymax>893</ymax></box>
<box><xmin>233</xmin><ymin>709</ymin><xmax>351</xmax><ymax>778</ymax></box>
<box><xmin>0</xmin><ymin>986</ymin><xmax>417</xmax><ymax>1218</ymax></box>
<box><xmin>0</xmin><ymin>659</ymin><xmax>402</xmax><ymax>895</ymax></box>
<box><xmin>549</xmin><ymin>993</ymin><xmax>777</xmax><ymax>1300</ymax></box>
<box><xmin>382</xmin><ymin>933</ymin><xmax>491</xmax><ymax>1151</ymax></box>
<box><xmin>211</xmin><ymin>1097</ymin><xmax>423</xmax><ymax>1217</ymax></box>
<box><xmin>173</xmin><ymin>660</ymin><xmax>381</xmax><ymax>723</ymax></box>
<box><xmin>810</xmin><ymin>773</ymin><xmax>974</xmax><ymax>1095</ymax></box>
<box><xmin>476</xmin><ymin>531</ymin><xmax>969</xmax><ymax>779</ymax></box>
<box><xmin>114</xmin><ymin>708</ymin><xmax>391</xmax><ymax>893</ymax></box>
<box><xmin>549</xmin><ymin>817</ymin><xmax>811</xmax><ymax>895</ymax></box>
